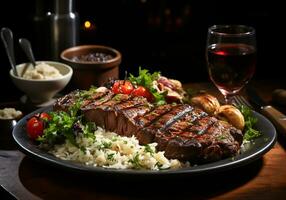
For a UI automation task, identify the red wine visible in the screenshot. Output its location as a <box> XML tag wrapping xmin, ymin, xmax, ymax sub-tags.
<box><xmin>207</xmin><ymin>43</ymin><xmax>256</xmax><ymax>94</ymax></box>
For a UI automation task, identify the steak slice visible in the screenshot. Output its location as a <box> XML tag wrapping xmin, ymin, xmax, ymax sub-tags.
<box><xmin>54</xmin><ymin>87</ymin><xmax>111</xmax><ymax>112</ymax></box>
<box><xmin>154</xmin><ymin>108</ymin><xmax>207</xmax><ymax>151</ymax></box>
<box><xmin>83</xmin><ymin>95</ymin><xmax>152</xmax><ymax>134</ymax></box>
<box><xmin>136</xmin><ymin>104</ymin><xmax>193</xmax><ymax>145</ymax></box>
<box><xmin>159</xmin><ymin>117</ymin><xmax>242</xmax><ymax>162</ymax></box>
<box><xmin>116</xmin><ymin>105</ymin><xmax>153</xmax><ymax>137</ymax></box>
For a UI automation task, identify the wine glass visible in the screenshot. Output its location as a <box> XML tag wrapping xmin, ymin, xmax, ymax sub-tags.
<box><xmin>206</xmin><ymin>25</ymin><xmax>256</xmax><ymax>104</ymax></box>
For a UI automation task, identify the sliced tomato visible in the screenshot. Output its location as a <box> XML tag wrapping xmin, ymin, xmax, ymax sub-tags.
<box><xmin>112</xmin><ymin>80</ymin><xmax>134</xmax><ymax>94</ymax></box>
<box><xmin>132</xmin><ymin>86</ymin><xmax>154</xmax><ymax>102</ymax></box>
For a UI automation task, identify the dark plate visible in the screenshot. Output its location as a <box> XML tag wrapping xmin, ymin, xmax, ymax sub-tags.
<box><xmin>12</xmin><ymin>106</ymin><xmax>276</xmax><ymax>177</ymax></box>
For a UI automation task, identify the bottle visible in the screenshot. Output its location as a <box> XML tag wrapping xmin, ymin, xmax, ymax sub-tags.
<box><xmin>48</xmin><ymin>0</ymin><xmax>78</xmax><ymax>60</ymax></box>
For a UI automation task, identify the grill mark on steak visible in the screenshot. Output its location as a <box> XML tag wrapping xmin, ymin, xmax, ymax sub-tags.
<box><xmin>114</xmin><ymin>96</ymin><xmax>150</xmax><ymax>111</ymax></box>
<box><xmin>121</xmin><ymin>105</ymin><xmax>152</xmax><ymax>123</ymax></box>
<box><xmin>154</xmin><ymin>109</ymin><xmax>207</xmax><ymax>151</ymax></box>
<box><xmin>116</xmin><ymin>104</ymin><xmax>153</xmax><ymax>137</ymax></box>
<box><xmin>84</xmin><ymin>95</ymin><xmax>153</xmax><ymax>136</ymax></box>
<box><xmin>53</xmin><ymin>90</ymin><xmax>80</xmax><ymax>112</ymax></box>
<box><xmin>80</xmin><ymin>90</ymin><xmax>109</xmax><ymax>108</ymax></box>
<box><xmin>81</xmin><ymin>92</ymin><xmax>115</xmax><ymax>110</ymax></box>
<box><xmin>155</xmin><ymin>114</ymin><xmax>242</xmax><ymax>162</ymax></box>
<box><xmin>164</xmin><ymin>108</ymin><xmax>207</xmax><ymax>135</ymax></box>
<box><xmin>135</xmin><ymin>104</ymin><xmax>174</xmax><ymax>127</ymax></box>
<box><xmin>150</xmin><ymin>104</ymin><xmax>193</xmax><ymax>131</ymax></box>
<box><xmin>158</xmin><ymin>105</ymin><xmax>194</xmax><ymax>132</ymax></box>
<box><xmin>136</xmin><ymin>104</ymin><xmax>193</xmax><ymax>145</ymax></box>
<box><xmin>95</xmin><ymin>94</ymin><xmax>131</xmax><ymax>111</ymax></box>
<box><xmin>183</xmin><ymin>116</ymin><xmax>218</xmax><ymax>136</ymax></box>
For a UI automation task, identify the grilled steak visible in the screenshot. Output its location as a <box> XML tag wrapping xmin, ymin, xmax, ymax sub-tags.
<box><xmin>54</xmin><ymin>88</ymin><xmax>243</xmax><ymax>163</ymax></box>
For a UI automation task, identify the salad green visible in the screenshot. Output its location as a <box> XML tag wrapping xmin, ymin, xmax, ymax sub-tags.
<box><xmin>238</xmin><ymin>105</ymin><xmax>261</xmax><ymax>142</ymax></box>
<box><xmin>129</xmin><ymin>67</ymin><xmax>166</xmax><ymax>105</ymax></box>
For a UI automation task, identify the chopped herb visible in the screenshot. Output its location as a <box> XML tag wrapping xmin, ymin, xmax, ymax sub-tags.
<box><xmin>80</xmin><ymin>146</ymin><xmax>86</xmax><ymax>153</ymax></box>
<box><xmin>216</xmin><ymin>135</ymin><xmax>227</xmax><ymax>141</ymax></box>
<box><xmin>238</xmin><ymin>105</ymin><xmax>262</xmax><ymax>141</ymax></box>
<box><xmin>113</xmin><ymin>94</ymin><xmax>123</xmax><ymax>101</ymax></box>
<box><xmin>107</xmin><ymin>153</ymin><xmax>115</xmax><ymax>161</ymax></box>
<box><xmin>129</xmin><ymin>153</ymin><xmax>142</xmax><ymax>169</ymax></box>
<box><xmin>144</xmin><ymin>144</ymin><xmax>154</xmax><ymax>154</ymax></box>
<box><xmin>69</xmin><ymin>101</ymin><xmax>82</xmax><ymax>117</ymax></box>
<box><xmin>123</xmin><ymin>141</ymin><xmax>128</xmax><ymax>144</ymax></box>
<box><xmin>155</xmin><ymin>162</ymin><xmax>169</xmax><ymax>170</ymax></box>
<box><xmin>111</xmin><ymin>136</ymin><xmax>118</xmax><ymax>142</ymax></box>
<box><xmin>79</xmin><ymin>86</ymin><xmax>97</xmax><ymax>99</ymax></box>
<box><xmin>197</xmin><ymin>129</ymin><xmax>205</xmax><ymax>135</ymax></box>
<box><xmin>83</xmin><ymin>122</ymin><xmax>96</xmax><ymax>139</ymax></box>
<box><xmin>155</xmin><ymin>162</ymin><xmax>163</xmax><ymax>168</ymax></box>
<box><xmin>102</xmin><ymin>141</ymin><xmax>112</xmax><ymax>149</ymax></box>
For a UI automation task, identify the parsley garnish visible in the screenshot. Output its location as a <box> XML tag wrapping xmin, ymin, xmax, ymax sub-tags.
<box><xmin>107</xmin><ymin>153</ymin><xmax>115</xmax><ymax>161</ymax></box>
<box><xmin>129</xmin><ymin>67</ymin><xmax>166</xmax><ymax>105</ymax></box>
<box><xmin>79</xmin><ymin>86</ymin><xmax>97</xmax><ymax>99</ymax></box>
<box><xmin>216</xmin><ymin>135</ymin><xmax>227</xmax><ymax>141</ymax></box>
<box><xmin>37</xmin><ymin>111</ymin><xmax>78</xmax><ymax>146</ymax></box>
<box><xmin>238</xmin><ymin>105</ymin><xmax>261</xmax><ymax>141</ymax></box>
<box><xmin>102</xmin><ymin>141</ymin><xmax>112</xmax><ymax>149</ymax></box>
<box><xmin>129</xmin><ymin>153</ymin><xmax>143</xmax><ymax>169</ymax></box>
<box><xmin>144</xmin><ymin>144</ymin><xmax>154</xmax><ymax>154</ymax></box>
<box><xmin>80</xmin><ymin>146</ymin><xmax>86</xmax><ymax>153</ymax></box>
<box><xmin>83</xmin><ymin>122</ymin><xmax>96</xmax><ymax>139</ymax></box>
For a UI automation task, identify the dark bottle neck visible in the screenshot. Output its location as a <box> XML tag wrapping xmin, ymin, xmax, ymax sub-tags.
<box><xmin>54</xmin><ymin>0</ymin><xmax>74</xmax><ymax>14</ymax></box>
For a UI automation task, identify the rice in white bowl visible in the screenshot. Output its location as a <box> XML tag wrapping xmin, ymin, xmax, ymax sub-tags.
<box><xmin>50</xmin><ymin>126</ymin><xmax>181</xmax><ymax>170</ymax></box>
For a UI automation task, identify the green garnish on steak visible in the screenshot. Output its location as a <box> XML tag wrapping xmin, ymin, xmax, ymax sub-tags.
<box><xmin>129</xmin><ymin>67</ymin><xmax>166</xmax><ymax>105</ymax></box>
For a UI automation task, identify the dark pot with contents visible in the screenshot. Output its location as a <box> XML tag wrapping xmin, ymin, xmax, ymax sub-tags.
<box><xmin>60</xmin><ymin>45</ymin><xmax>121</xmax><ymax>89</ymax></box>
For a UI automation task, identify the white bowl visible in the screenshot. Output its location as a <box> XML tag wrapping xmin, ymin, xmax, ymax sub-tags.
<box><xmin>10</xmin><ymin>61</ymin><xmax>73</xmax><ymax>104</ymax></box>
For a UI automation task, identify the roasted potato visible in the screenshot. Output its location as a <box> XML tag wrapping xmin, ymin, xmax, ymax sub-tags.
<box><xmin>217</xmin><ymin>105</ymin><xmax>245</xmax><ymax>130</ymax></box>
<box><xmin>190</xmin><ymin>93</ymin><xmax>220</xmax><ymax>115</ymax></box>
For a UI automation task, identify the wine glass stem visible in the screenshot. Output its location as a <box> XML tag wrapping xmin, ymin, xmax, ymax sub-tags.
<box><xmin>224</xmin><ymin>94</ymin><xmax>232</xmax><ymax>105</ymax></box>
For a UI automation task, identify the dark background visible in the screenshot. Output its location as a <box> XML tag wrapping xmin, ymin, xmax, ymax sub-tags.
<box><xmin>0</xmin><ymin>0</ymin><xmax>283</xmax><ymax>102</ymax></box>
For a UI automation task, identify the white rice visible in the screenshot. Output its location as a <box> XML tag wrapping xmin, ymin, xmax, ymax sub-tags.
<box><xmin>50</xmin><ymin>127</ymin><xmax>181</xmax><ymax>170</ymax></box>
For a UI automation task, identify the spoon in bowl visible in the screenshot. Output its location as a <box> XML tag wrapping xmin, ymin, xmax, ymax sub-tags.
<box><xmin>0</xmin><ymin>27</ymin><xmax>18</xmax><ymax>76</ymax></box>
<box><xmin>19</xmin><ymin>38</ymin><xmax>36</xmax><ymax>68</ymax></box>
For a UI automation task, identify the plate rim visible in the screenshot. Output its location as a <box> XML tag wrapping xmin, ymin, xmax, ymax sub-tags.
<box><xmin>12</xmin><ymin>106</ymin><xmax>277</xmax><ymax>176</ymax></box>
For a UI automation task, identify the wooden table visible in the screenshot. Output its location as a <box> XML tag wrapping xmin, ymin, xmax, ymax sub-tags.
<box><xmin>1</xmin><ymin>80</ymin><xmax>286</xmax><ymax>200</ymax></box>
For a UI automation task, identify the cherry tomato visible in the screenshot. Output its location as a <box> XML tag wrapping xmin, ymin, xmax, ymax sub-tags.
<box><xmin>26</xmin><ymin>112</ymin><xmax>51</xmax><ymax>140</ymax></box>
<box><xmin>112</xmin><ymin>80</ymin><xmax>134</xmax><ymax>94</ymax></box>
<box><xmin>26</xmin><ymin>117</ymin><xmax>44</xmax><ymax>140</ymax></box>
<box><xmin>132</xmin><ymin>86</ymin><xmax>154</xmax><ymax>102</ymax></box>
<box><xmin>39</xmin><ymin>112</ymin><xmax>51</xmax><ymax>121</ymax></box>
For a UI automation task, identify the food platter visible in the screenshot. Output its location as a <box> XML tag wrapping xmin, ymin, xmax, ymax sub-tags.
<box><xmin>12</xmin><ymin>106</ymin><xmax>276</xmax><ymax>177</ymax></box>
